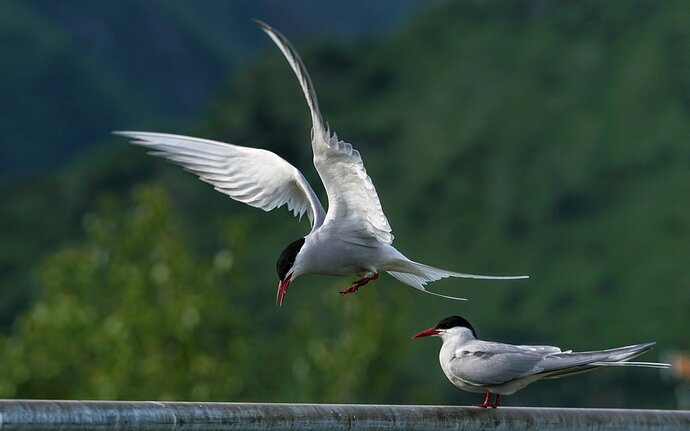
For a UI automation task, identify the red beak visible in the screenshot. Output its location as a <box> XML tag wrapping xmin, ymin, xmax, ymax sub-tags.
<box><xmin>412</xmin><ymin>327</ymin><xmax>440</xmax><ymax>339</ymax></box>
<box><xmin>276</xmin><ymin>274</ymin><xmax>292</xmax><ymax>306</ymax></box>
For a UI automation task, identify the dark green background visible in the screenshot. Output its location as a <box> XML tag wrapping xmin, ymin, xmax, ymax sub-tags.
<box><xmin>1</xmin><ymin>0</ymin><xmax>687</xmax><ymax>408</ymax></box>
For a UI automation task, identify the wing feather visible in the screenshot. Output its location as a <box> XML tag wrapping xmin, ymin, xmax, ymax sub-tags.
<box><xmin>447</xmin><ymin>341</ymin><xmax>665</xmax><ymax>388</ymax></box>
<box><xmin>448</xmin><ymin>342</ymin><xmax>547</xmax><ymax>386</ymax></box>
<box><xmin>255</xmin><ymin>20</ymin><xmax>393</xmax><ymax>245</ymax></box>
<box><xmin>115</xmin><ymin>131</ymin><xmax>326</xmax><ymax>229</ymax></box>
<box><xmin>537</xmin><ymin>342</ymin><xmax>660</xmax><ymax>377</ymax></box>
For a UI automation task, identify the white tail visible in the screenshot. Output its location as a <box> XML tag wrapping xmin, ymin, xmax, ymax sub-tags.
<box><xmin>387</xmin><ymin>259</ymin><xmax>528</xmax><ymax>301</ymax></box>
<box><xmin>591</xmin><ymin>361</ymin><xmax>671</xmax><ymax>369</ymax></box>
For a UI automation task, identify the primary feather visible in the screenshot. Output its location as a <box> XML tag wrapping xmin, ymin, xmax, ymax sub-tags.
<box><xmin>114</xmin><ymin>131</ymin><xmax>326</xmax><ymax>230</ymax></box>
<box><xmin>255</xmin><ymin>19</ymin><xmax>393</xmax><ymax>246</ymax></box>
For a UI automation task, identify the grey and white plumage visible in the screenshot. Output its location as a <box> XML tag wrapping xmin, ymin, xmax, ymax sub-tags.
<box><xmin>115</xmin><ymin>20</ymin><xmax>528</xmax><ymax>306</ymax></box>
<box><xmin>413</xmin><ymin>315</ymin><xmax>670</xmax><ymax>407</ymax></box>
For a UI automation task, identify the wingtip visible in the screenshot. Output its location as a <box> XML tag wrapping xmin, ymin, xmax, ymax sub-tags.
<box><xmin>252</xmin><ymin>18</ymin><xmax>271</xmax><ymax>32</ymax></box>
<box><xmin>112</xmin><ymin>130</ymin><xmax>142</xmax><ymax>137</ymax></box>
<box><xmin>112</xmin><ymin>130</ymin><xmax>149</xmax><ymax>142</ymax></box>
<box><xmin>112</xmin><ymin>130</ymin><xmax>139</xmax><ymax>140</ymax></box>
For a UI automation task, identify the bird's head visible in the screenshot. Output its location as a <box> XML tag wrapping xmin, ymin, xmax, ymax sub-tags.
<box><xmin>412</xmin><ymin>315</ymin><xmax>478</xmax><ymax>340</ymax></box>
<box><xmin>275</xmin><ymin>237</ymin><xmax>306</xmax><ymax>306</ymax></box>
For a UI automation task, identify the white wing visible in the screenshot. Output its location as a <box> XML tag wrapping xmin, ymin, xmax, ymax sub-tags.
<box><xmin>115</xmin><ymin>131</ymin><xmax>326</xmax><ymax>230</ymax></box>
<box><xmin>256</xmin><ymin>20</ymin><xmax>393</xmax><ymax>245</ymax></box>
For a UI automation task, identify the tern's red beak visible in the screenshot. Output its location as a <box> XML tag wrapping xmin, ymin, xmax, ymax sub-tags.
<box><xmin>276</xmin><ymin>274</ymin><xmax>292</xmax><ymax>307</ymax></box>
<box><xmin>412</xmin><ymin>328</ymin><xmax>440</xmax><ymax>339</ymax></box>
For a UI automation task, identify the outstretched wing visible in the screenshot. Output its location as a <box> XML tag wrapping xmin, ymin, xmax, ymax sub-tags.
<box><xmin>255</xmin><ymin>20</ymin><xmax>393</xmax><ymax>246</ymax></box>
<box><xmin>116</xmin><ymin>131</ymin><xmax>326</xmax><ymax>230</ymax></box>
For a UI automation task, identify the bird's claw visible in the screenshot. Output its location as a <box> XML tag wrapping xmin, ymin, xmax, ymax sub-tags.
<box><xmin>472</xmin><ymin>403</ymin><xmax>497</xmax><ymax>409</ymax></box>
<box><xmin>338</xmin><ymin>273</ymin><xmax>379</xmax><ymax>296</ymax></box>
<box><xmin>338</xmin><ymin>284</ymin><xmax>360</xmax><ymax>295</ymax></box>
<box><xmin>474</xmin><ymin>392</ymin><xmax>500</xmax><ymax>408</ymax></box>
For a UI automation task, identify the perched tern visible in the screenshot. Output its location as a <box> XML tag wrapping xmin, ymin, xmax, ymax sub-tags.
<box><xmin>413</xmin><ymin>315</ymin><xmax>670</xmax><ymax>408</ymax></box>
<box><xmin>115</xmin><ymin>20</ymin><xmax>528</xmax><ymax>306</ymax></box>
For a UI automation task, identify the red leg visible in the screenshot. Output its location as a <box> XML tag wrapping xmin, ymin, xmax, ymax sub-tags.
<box><xmin>489</xmin><ymin>393</ymin><xmax>500</xmax><ymax>408</ymax></box>
<box><xmin>473</xmin><ymin>390</ymin><xmax>492</xmax><ymax>408</ymax></box>
<box><xmin>339</xmin><ymin>273</ymin><xmax>379</xmax><ymax>295</ymax></box>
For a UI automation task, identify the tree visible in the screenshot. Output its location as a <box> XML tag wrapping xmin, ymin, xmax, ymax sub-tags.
<box><xmin>0</xmin><ymin>185</ymin><xmax>410</xmax><ymax>402</ymax></box>
<box><xmin>0</xmin><ymin>186</ymin><xmax>250</xmax><ymax>399</ymax></box>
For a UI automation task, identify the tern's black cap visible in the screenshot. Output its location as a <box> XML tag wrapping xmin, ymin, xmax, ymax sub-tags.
<box><xmin>276</xmin><ymin>237</ymin><xmax>305</xmax><ymax>280</ymax></box>
<box><xmin>435</xmin><ymin>315</ymin><xmax>477</xmax><ymax>338</ymax></box>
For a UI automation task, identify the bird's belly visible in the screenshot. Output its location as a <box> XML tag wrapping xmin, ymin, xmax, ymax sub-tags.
<box><xmin>444</xmin><ymin>372</ymin><xmax>536</xmax><ymax>396</ymax></box>
<box><xmin>484</xmin><ymin>376</ymin><xmax>540</xmax><ymax>395</ymax></box>
<box><xmin>301</xmin><ymin>239</ymin><xmax>388</xmax><ymax>276</ymax></box>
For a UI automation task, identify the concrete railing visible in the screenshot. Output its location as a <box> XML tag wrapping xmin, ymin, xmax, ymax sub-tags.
<box><xmin>0</xmin><ymin>400</ymin><xmax>688</xmax><ymax>430</ymax></box>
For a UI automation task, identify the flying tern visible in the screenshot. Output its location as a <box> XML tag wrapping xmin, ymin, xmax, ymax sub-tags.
<box><xmin>413</xmin><ymin>315</ymin><xmax>670</xmax><ymax>408</ymax></box>
<box><xmin>116</xmin><ymin>20</ymin><xmax>528</xmax><ymax>306</ymax></box>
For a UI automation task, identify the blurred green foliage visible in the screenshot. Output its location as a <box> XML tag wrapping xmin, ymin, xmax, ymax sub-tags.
<box><xmin>0</xmin><ymin>186</ymin><xmax>409</xmax><ymax>402</ymax></box>
<box><xmin>1</xmin><ymin>0</ymin><xmax>688</xmax><ymax>408</ymax></box>
<box><xmin>0</xmin><ymin>186</ymin><xmax>249</xmax><ymax>399</ymax></box>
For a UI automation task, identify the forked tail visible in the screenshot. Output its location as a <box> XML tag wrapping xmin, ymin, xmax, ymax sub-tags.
<box><xmin>386</xmin><ymin>259</ymin><xmax>528</xmax><ymax>301</ymax></box>
<box><xmin>542</xmin><ymin>342</ymin><xmax>670</xmax><ymax>379</ymax></box>
<box><xmin>589</xmin><ymin>342</ymin><xmax>670</xmax><ymax>369</ymax></box>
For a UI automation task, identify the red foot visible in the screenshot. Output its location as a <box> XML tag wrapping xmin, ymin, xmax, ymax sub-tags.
<box><xmin>339</xmin><ymin>273</ymin><xmax>379</xmax><ymax>295</ymax></box>
<box><xmin>474</xmin><ymin>391</ymin><xmax>500</xmax><ymax>408</ymax></box>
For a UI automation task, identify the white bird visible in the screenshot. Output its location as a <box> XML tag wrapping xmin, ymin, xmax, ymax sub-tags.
<box><xmin>413</xmin><ymin>315</ymin><xmax>670</xmax><ymax>408</ymax></box>
<box><xmin>115</xmin><ymin>20</ymin><xmax>528</xmax><ymax>306</ymax></box>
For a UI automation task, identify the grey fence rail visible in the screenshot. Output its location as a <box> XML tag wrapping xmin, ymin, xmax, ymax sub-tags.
<box><xmin>0</xmin><ymin>400</ymin><xmax>688</xmax><ymax>431</ymax></box>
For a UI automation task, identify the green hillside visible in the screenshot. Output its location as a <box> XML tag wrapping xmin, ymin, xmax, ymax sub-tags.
<box><xmin>1</xmin><ymin>0</ymin><xmax>687</xmax><ymax>408</ymax></box>
<box><xmin>0</xmin><ymin>0</ymin><xmax>421</xmax><ymax>177</ymax></box>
